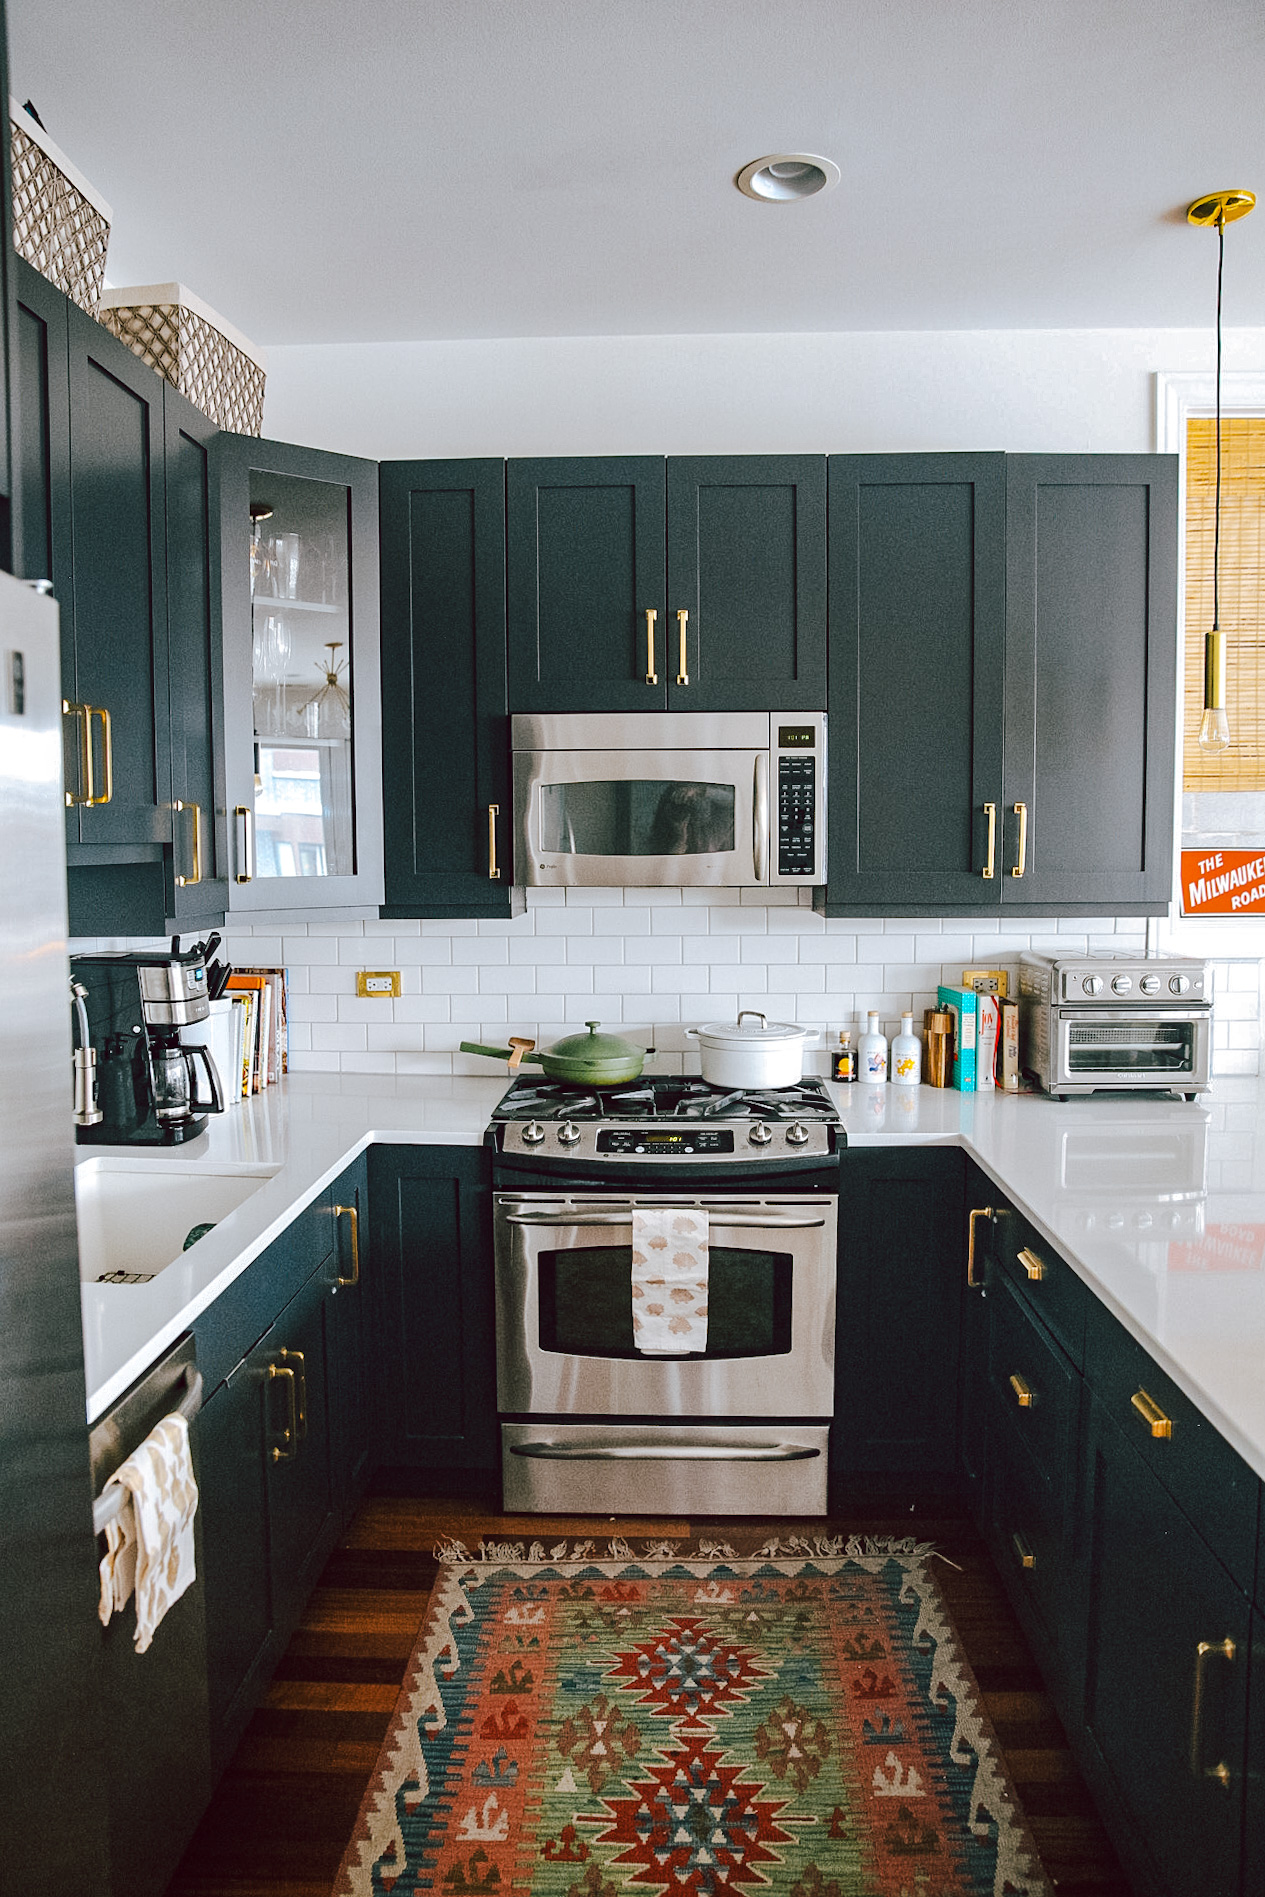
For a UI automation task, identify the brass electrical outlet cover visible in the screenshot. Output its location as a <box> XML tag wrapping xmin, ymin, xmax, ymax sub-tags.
<box><xmin>356</xmin><ymin>970</ymin><xmax>401</xmax><ymax>998</ymax></box>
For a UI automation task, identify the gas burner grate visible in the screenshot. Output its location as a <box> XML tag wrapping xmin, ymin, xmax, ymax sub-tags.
<box><xmin>491</xmin><ymin>1074</ymin><xmax>838</xmax><ymax>1123</ymax></box>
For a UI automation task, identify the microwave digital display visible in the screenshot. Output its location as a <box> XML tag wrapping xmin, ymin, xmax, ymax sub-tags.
<box><xmin>778</xmin><ymin>727</ymin><xmax>816</xmax><ymax>748</ymax></box>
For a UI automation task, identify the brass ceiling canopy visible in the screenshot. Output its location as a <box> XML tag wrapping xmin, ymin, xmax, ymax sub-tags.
<box><xmin>1187</xmin><ymin>189</ymin><xmax>1255</xmax><ymax>227</ymax></box>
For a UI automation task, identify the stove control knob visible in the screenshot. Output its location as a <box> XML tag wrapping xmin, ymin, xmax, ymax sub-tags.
<box><xmin>1170</xmin><ymin>973</ymin><xmax>1192</xmax><ymax>995</ymax></box>
<box><xmin>748</xmin><ymin>1122</ymin><xmax>774</xmax><ymax>1145</ymax></box>
<box><xmin>557</xmin><ymin>1121</ymin><xmax>581</xmax><ymax>1146</ymax></box>
<box><xmin>1111</xmin><ymin>974</ymin><xmax>1133</xmax><ymax>996</ymax></box>
<box><xmin>1139</xmin><ymin>974</ymin><xmax>1161</xmax><ymax>996</ymax></box>
<box><xmin>522</xmin><ymin>1120</ymin><xmax>546</xmax><ymax>1145</ymax></box>
<box><xmin>1082</xmin><ymin>975</ymin><xmax>1104</xmax><ymax>996</ymax></box>
<box><xmin>786</xmin><ymin>1122</ymin><xmax>810</xmax><ymax>1145</ymax></box>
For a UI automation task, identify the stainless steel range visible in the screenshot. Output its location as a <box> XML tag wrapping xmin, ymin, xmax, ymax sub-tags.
<box><xmin>488</xmin><ymin>1075</ymin><xmax>843</xmax><ymax>1516</ymax></box>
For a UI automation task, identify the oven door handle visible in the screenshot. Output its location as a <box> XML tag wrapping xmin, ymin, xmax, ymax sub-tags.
<box><xmin>509</xmin><ymin>1440</ymin><xmax>820</xmax><ymax>1462</ymax></box>
<box><xmin>502</xmin><ymin>1210</ymin><xmax>828</xmax><ymax>1229</ymax></box>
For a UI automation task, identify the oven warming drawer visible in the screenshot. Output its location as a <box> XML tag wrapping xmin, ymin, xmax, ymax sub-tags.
<box><xmin>501</xmin><ymin>1422</ymin><xmax>830</xmax><ymax>1515</ymax></box>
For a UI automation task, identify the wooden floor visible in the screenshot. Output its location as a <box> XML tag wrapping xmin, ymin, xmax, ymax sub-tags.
<box><xmin>167</xmin><ymin>1486</ymin><xmax>1130</xmax><ymax>1896</ymax></box>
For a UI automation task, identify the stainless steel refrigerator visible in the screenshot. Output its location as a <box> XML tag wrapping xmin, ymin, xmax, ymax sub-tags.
<box><xmin>0</xmin><ymin>571</ymin><xmax>109</xmax><ymax>1890</ymax></box>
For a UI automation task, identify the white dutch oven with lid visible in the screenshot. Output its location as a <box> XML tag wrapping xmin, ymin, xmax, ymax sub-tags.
<box><xmin>686</xmin><ymin>1010</ymin><xmax>823</xmax><ymax>1088</ymax></box>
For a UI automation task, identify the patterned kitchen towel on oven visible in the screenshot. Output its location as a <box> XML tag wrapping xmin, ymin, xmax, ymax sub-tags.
<box><xmin>631</xmin><ymin>1206</ymin><xmax>709</xmax><ymax>1354</ymax></box>
<box><xmin>97</xmin><ymin>1413</ymin><xmax>199</xmax><ymax>1653</ymax></box>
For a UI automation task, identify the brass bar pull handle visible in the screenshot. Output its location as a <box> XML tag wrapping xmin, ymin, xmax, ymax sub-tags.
<box><xmin>88</xmin><ymin>705</ymin><xmax>113</xmax><ymax>805</ymax></box>
<box><xmin>1132</xmin><ymin>1388</ymin><xmax>1173</xmax><ymax>1439</ymax></box>
<box><xmin>982</xmin><ymin>802</ymin><xmax>996</xmax><ymax>879</ymax></box>
<box><xmin>1012</xmin><ymin>1532</ymin><xmax>1036</xmax><ymax>1571</ymax></box>
<box><xmin>967</xmin><ymin>1206</ymin><xmax>994</xmax><ymax>1288</ymax></box>
<box><xmin>487</xmin><ymin>804</ymin><xmax>500</xmax><ymax>880</ymax></box>
<box><xmin>1190</xmin><ymin>1637</ymin><xmax>1236</xmax><ymax>1779</ymax></box>
<box><xmin>279</xmin><ymin>1348</ymin><xmax>307</xmax><ymax>1438</ymax></box>
<box><xmin>234</xmin><ymin>805</ymin><xmax>255</xmax><ymax>883</ymax></box>
<box><xmin>644</xmin><ymin>608</ymin><xmax>659</xmax><ymax>686</ymax></box>
<box><xmin>63</xmin><ymin>700</ymin><xmax>92</xmax><ymax>807</ymax></box>
<box><xmin>335</xmin><ymin>1203</ymin><xmax>360</xmax><ymax>1286</ymax></box>
<box><xmin>675</xmin><ymin>608</ymin><xmax>690</xmax><ymax>686</ymax></box>
<box><xmin>1011</xmin><ymin>801</ymin><xmax>1028</xmax><ymax>878</ymax></box>
<box><xmin>174</xmin><ymin>801</ymin><xmax>204</xmax><ymax>886</ymax></box>
<box><xmin>1017</xmin><ymin>1246</ymin><xmax>1046</xmax><ymax>1283</ymax></box>
<box><xmin>1009</xmin><ymin>1372</ymin><xmax>1035</xmax><ymax>1409</ymax></box>
<box><xmin>268</xmin><ymin>1363</ymin><xmax>298</xmax><ymax>1461</ymax></box>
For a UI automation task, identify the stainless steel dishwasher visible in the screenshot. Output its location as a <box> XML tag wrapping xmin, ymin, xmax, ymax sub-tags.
<box><xmin>89</xmin><ymin>1333</ymin><xmax>211</xmax><ymax>1897</ymax></box>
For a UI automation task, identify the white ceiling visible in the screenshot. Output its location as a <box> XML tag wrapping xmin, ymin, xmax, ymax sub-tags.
<box><xmin>9</xmin><ymin>0</ymin><xmax>1265</xmax><ymax>347</ymax></box>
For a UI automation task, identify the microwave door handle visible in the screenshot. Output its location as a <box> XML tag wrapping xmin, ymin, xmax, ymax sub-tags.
<box><xmin>753</xmin><ymin>753</ymin><xmax>770</xmax><ymax>883</ymax></box>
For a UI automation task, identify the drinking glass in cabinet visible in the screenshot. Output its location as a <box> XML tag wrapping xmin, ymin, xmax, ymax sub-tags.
<box><xmin>248</xmin><ymin>470</ymin><xmax>354</xmax><ymax>880</ymax></box>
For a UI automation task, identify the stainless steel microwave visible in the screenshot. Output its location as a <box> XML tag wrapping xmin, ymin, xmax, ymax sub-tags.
<box><xmin>511</xmin><ymin>711</ymin><xmax>827</xmax><ymax>888</ymax></box>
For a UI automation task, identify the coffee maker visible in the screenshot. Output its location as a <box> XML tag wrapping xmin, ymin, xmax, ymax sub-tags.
<box><xmin>70</xmin><ymin>948</ymin><xmax>225</xmax><ymax>1144</ymax></box>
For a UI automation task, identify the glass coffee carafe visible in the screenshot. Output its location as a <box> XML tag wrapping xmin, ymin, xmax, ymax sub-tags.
<box><xmin>149</xmin><ymin>1032</ymin><xmax>224</xmax><ymax>1130</ymax></box>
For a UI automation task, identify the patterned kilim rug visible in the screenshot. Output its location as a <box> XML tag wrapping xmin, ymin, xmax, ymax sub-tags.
<box><xmin>333</xmin><ymin>1535</ymin><xmax>1052</xmax><ymax>1897</ymax></box>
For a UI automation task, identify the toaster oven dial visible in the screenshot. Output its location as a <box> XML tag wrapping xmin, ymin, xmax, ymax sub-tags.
<box><xmin>1111</xmin><ymin>974</ymin><xmax>1133</xmax><ymax>995</ymax></box>
<box><xmin>786</xmin><ymin>1122</ymin><xmax>810</xmax><ymax>1145</ymax></box>
<box><xmin>522</xmin><ymin>1121</ymin><xmax>545</xmax><ymax>1145</ymax></box>
<box><xmin>557</xmin><ymin>1121</ymin><xmax>581</xmax><ymax>1146</ymax></box>
<box><xmin>748</xmin><ymin>1122</ymin><xmax>773</xmax><ymax>1145</ymax></box>
<box><xmin>1082</xmin><ymin>975</ymin><xmax>1104</xmax><ymax>995</ymax></box>
<box><xmin>1170</xmin><ymin>974</ymin><xmax>1192</xmax><ymax>995</ymax></box>
<box><xmin>1139</xmin><ymin>974</ymin><xmax>1161</xmax><ymax>995</ymax></box>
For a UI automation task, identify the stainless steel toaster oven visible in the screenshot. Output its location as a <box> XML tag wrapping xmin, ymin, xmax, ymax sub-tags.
<box><xmin>1019</xmin><ymin>952</ymin><xmax>1212</xmax><ymax>1100</ymax></box>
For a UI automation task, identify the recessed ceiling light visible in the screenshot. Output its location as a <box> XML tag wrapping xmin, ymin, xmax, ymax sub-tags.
<box><xmin>735</xmin><ymin>154</ymin><xmax>840</xmax><ymax>202</ymax></box>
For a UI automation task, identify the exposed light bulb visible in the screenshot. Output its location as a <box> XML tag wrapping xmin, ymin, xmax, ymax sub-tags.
<box><xmin>1199</xmin><ymin>705</ymin><xmax>1230</xmax><ymax>752</ymax></box>
<box><xmin>1200</xmin><ymin>629</ymin><xmax>1228</xmax><ymax>751</ymax></box>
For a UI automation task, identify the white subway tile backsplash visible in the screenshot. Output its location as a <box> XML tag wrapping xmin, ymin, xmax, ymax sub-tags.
<box><xmin>142</xmin><ymin>901</ymin><xmax>1265</xmax><ymax>1080</ymax></box>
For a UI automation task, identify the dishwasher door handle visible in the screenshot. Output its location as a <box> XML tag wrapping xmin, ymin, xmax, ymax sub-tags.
<box><xmin>509</xmin><ymin>1440</ymin><xmax>820</xmax><ymax>1462</ymax></box>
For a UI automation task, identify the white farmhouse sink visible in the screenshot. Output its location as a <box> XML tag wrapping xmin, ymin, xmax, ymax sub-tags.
<box><xmin>75</xmin><ymin>1158</ymin><xmax>279</xmax><ymax>1284</ymax></box>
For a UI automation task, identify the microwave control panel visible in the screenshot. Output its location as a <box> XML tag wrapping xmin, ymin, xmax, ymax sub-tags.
<box><xmin>777</xmin><ymin>754</ymin><xmax>817</xmax><ymax>876</ymax></box>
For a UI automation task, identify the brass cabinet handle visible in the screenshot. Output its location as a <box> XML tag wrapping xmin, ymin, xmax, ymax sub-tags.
<box><xmin>967</xmin><ymin>1206</ymin><xmax>994</xmax><ymax>1288</ymax></box>
<box><xmin>1017</xmin><ymin>1246</ymin><xmax>1046</xmax><ymax>1283</ymax></box>
<box><xmin>63</xmin><ymin>700</ymin><xmax>92</xmax><ymax>807</ymax></box>
<box><xmin>982</xmin><ymin>802</ymin><xmax>996</xmax><ymax>879</ymax></box>
<box><xmin>1012</xmin><ymin>1531</ymin><xmax>1036</xmax><ymax>1571</ymax></box>
<box><xmin>90</xmin><ymin>705</ymin><xmax>113</xmax><ymax>805</ymax></box>
<box><xmin>644</xmin><ymin>608</ymin><xmax>659</xmax><ymax>685</ymax></box>
<box><xmin>279</xmin><ymin>1348</ymin><xmax>307</xmax><ymax>1438</ymax></box>
<box><xmin>234</xmin><ymin>804</ymin><xmax>255</xmax><ymax>883</ymax></box>
<box><xmin>334</xmin><ymin>1202</ymin><xmax>360</xmax><ymax>1287</ymax></box>
<box><xmin>487</xmin><ymin>804</ymin><xmax>500</xmax><ymax>880</ymax></box>
<box><xmin>1009</xmin><ymin>1372</ymin><xmax>1035</xmax><ymax>1409</ymax></box>
<box><xmin>675</xmin><ymin>608</ymin><xmax>690</xmax><ymax>686</ymax></box>
<box><xmin>1190</xmin><ymin>1637</ymin><xmax>1236</xmax><ymax>1780</ymax></box>
<box><xmin>1011</xmin><ymin>801</ymin><xmax>1028</xmax><ymax>878</ymax></box>
<box><xmin>174</xmin><ymin>800</ymin><xmax>204</xmax><ymax>886</ymax></box>
<box><xmin>1131</xmin><ymin>1387</ymin><xmax>1173</xmax><ymax>1439</ymax></box>
<box><xmin>268</xmin><ymin>1362</ymin><xmax>298</xmax><ymax>1461</ymax></box>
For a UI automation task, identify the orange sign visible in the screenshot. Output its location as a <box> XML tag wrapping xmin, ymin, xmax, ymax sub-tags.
<box><xmin>1181</xmin><ymin>848</ymin><xmax>1265</xmax><ymax>916</ymax></box>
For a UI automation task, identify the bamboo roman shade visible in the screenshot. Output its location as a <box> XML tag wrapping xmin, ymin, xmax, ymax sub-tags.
<box><xmin>1183</xmin><ymin>416</ymin><xmax>1265</xmax><ymax>791</ymax></box>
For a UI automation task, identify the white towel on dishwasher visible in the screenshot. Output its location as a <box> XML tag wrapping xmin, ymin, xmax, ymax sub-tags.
<box><xmin>631</xmin><ymin>1206</ymin><xmax>709</xmax><ymax>1355</ymax></box>
<box><xmin>97</xmin><ymin>1412</ymin><xmax>199</xmax><ymax>1653</ymax></box>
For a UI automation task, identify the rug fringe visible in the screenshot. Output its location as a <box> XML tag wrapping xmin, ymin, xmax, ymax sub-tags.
<box><xmin>434</xmin><ymin>1531</ymin><xmax>938</xmax><ymax>1564</ymax></box>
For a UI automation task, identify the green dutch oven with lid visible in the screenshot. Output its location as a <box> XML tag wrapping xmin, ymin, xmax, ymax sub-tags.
<box><xmin>460</xmin><ymin>1021</ymin><xmax>647</xmax><ymax>1084</ymax></box>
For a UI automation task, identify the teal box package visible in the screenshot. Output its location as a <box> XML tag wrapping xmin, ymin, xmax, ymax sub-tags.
<box><xmin>937</xmin><ymin>984</ymin><xmax>978</xmax><ymax>1092</ymax></box>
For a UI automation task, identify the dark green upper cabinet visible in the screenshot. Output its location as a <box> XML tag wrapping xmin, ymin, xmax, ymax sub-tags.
<box><xmin>822</xmin><ymin>454</ymin><xmax>1007</xmax><ymax>913</ymax></box>
<box><xmin>163</xmin><ymin>385</ymin><xmax>227</xmax><ymax>921</ymax></box>
<box><xmin>820</xmin><ymin>451</ymin><xmax>1177</xmax><ymax>917</ymax></box>
<box><xmin>507</xmin><ymin>455</ymin><xmax>826</xmax><ymax>712</ymax></box>
<box><xmin>379</xmin><ymin>459</ymin><xmax>515</xmax><ymax>917</ymax></box>
<box><xmin>14</xmin><ymin>258</ymin><xmax>71</xmax><ymax>598</ymax></box>
<box><xmin>1002</xmin><ymin>455</ymin><xmax>1177</xmax><ymax>910</ymax></box>
<box><xmin>664</xmin><ymin>456</ymin><xmax>826</xmax><ymax>710</ymax></box>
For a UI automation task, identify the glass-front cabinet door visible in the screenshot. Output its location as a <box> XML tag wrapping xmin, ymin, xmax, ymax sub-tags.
<box><xmin>216</xmin><ymin>435</ymin><xmax>382</xmax><ymax>913</ymax></box>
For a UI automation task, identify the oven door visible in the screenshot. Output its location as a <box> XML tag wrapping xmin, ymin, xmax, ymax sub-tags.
<box><xmin>513</xmin><ymin>747</ymin><xmax>769</xmax><ymax>886</ymax></box>
<box><xmin>494</xmin><ymin>1193</ymin><xmax>836</xmax><ymax>1418</ymax></box>
<box><xmin>1052</xmin><ymin>1009</ymin><xmax>1212</xmax><ymax>1091</ymax></box>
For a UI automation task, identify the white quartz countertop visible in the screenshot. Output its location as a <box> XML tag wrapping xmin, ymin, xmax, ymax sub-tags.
<box><xmin>79</xmin><ymin>1073</ymin><xmax>1265</xmax><ymax>1491</ymax></box>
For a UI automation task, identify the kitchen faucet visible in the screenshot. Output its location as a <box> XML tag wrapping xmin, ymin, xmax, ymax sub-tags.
<box><xmin>71</xmin><ymin>978</ymin><xmax>102</xmax><ymax>1126</ymax></box>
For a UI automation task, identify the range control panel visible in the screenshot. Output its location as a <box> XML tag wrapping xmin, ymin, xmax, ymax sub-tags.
<box><xmin>598</xmin><ymin>1128</ymin><xmax>735</xmax><ymax>1155</ymax></box>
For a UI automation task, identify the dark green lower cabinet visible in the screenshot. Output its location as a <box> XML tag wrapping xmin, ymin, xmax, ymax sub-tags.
<box><xmin>329</xmin><ymin>1155</ymin><xmax>373</xmax><ymax>1509</ymax></box>
<box><xmin>831</xmin><ymin>1149</ymin><xmax>964</xmax><ymax>1492</ymax></box>
<box><xmin>1080</xmin><ymin>1397</ymin><xmax>1250</xmax><ymax>1897</ymax></box>
<box><xmin>1247</xmin><ymin>1608</ymin><xmax>1265</xmax><ymax>1897</ymax></box>
<box><xmin>369</xmin><ymin>1144</ymin><xmax>497</xmax><ymax>1474</ymax></box>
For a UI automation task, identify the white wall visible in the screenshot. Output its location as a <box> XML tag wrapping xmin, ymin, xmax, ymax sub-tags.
<box><xmin>259</xmin><ymin>325</ymin><xmax>1265</xmax><ymax>462</ymax></box>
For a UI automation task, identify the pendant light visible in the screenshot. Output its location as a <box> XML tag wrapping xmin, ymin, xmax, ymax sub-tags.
<box><xmin>1187</xmin><ymin>189</ymin><xmax>1255</xmax><ymax>751</ymax></box>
